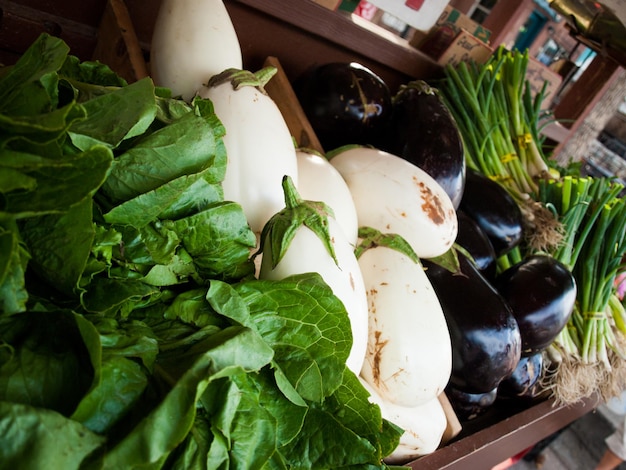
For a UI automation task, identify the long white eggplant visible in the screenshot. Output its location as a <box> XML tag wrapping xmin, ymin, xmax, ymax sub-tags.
<box><xmin>150</xmin><ymin>0</ymin><xmax>243</xmax><ymax>101</ymax></box>
<box><xmin>359</xmin><ymin>377</ymin><xmax>447</xmax><ymax>464</ymax></box>
<box><xmin>198</xmin><ymin>68</ymin><xmax>298</xmax><ymax>236</ymax></box>
<box><xmin>295</xmin><ymin>148</ymin><xmax>358</xmax><ymax>246</ymax></box>
<box><xmin>329</xmin><ymin>146</ymin><xmax>457</xmax><ymax>259</ymax></box>
<box><xmin>258</xmin><ymin>176</ymin><xmax>369</xmax><ymax>375</ymax></box>
<box><xmin>357</xmin><ymin>228</ymin><xmax>452</xmax><ymax>407</ymax></box>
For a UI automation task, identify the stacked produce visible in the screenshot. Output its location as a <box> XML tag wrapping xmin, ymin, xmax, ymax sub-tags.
<box><xmin>295</xmin><ymin>43</ymin><xmax>626</xmax><ymax>413</ymax></box>
<box><xmin>535</xmin><ymin>176</ymin><xmax>626</xmax><ymax>403</ymax></box>
<box><xmin>3</xmin><ymin>0</ymin><xmax>626</xmax><ymax>467</ymax></box>
<box><xmin>329</xmin><ymin>146</ymin><xmax>458</xmax><ymax>462</ymax></box>
<box><xmin>436</xmin><ymin>47</ymin><xmax>626</xmax><ymax>407</ymax></box>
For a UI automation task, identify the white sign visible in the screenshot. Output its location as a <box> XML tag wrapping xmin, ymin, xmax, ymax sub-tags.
<box><xmin>364</xmin><ymin>0</ymin><xmax>451</xmax><ymax>31</ymax></box>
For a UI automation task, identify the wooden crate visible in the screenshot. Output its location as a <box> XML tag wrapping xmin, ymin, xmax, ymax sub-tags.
<box><xmin>0</xmin><ymin>1</ymin><xmax>602</xmax><ymax>468</ymax></box>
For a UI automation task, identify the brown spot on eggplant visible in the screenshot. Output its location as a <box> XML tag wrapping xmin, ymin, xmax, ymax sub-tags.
<box><xmin>372</xmin><ymin>329</ymin><xmax>388</xmax><ymax>386</ymax></box>
<box><xmin>416</xmin><ymin>179</ymin><xmax>446</xmax><ymax>225</ymax></box>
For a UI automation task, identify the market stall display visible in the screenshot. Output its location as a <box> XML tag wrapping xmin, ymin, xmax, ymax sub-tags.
<box><xmin>1</xmin><ymin>0</ymin><xmax>625</xmax><ymax>468</ymax></box>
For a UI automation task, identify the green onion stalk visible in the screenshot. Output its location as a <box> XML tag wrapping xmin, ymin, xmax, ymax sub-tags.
<box><xmin>501</xmin><ymin>48</ymin><xmax>553</xmax><ymax>182</ymax></box>
<box><xmin>439</xmin><ymin>47</ymin><xmax>562</xmax><ymax>274</ymax></box>
<box><xmin>538</xmin><ymin>176</ymin><xmax>626</xmax><ymax>404</ymax></box>
<box><xmin>440</xmin><ymin>47</ymin><xmax>554</xmax><ymax>198</ymax></box>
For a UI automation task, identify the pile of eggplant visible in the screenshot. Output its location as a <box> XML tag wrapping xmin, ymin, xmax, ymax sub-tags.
<box><xmin>296</xmin><ymin>62</ymin><xmax>577</xmax><ymax>422</ymax></box>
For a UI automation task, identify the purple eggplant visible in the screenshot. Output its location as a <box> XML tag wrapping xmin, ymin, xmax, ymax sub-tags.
<box><xmin>494</xmin><ymin>254</ymin><xmax>577</xmax><ymax>356</ymax></box>
<box><xmin>459</xmin><ymin>169</ymin><xmax>524</xmax><ymax>257</ymax></box>
<box><xmin>381</xmin><ymin>80</ymin><xmax>465</xmax><ymax>208</ymax></box>
<box><xmin>446</xmin><ymin>385</ymin><xmax>497</xmax><ymax>421</ymax></box>
<box><xmin>455</xmin><ymin>209</ymin><xmax>497</xmax><ymax>280</ymax></box>
<box><xmin>497</xmin><ymin>351</ymin><xmax>545</xmax><ymax>400</ymax></box>
<box><xmin>294</xmin><ymin>62</ymin><xmax>392</xmax><ymax>151</ymax></box>
<box><xmin>422</xmin><ymin>251</ymin><xmax>521</xmax><ymax>394</ymax></box>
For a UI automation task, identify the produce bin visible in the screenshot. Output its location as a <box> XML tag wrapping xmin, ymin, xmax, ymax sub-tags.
<box><xmin>0</xmin><ymin>0</ymin><xmax>611</xmax><ymax>468</ymax></box>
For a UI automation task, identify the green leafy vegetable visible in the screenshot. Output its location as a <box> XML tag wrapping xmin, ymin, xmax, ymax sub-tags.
<box><xmin>0</xmin><ymin>311</ymin><xmax>99</xmax><ymax>415</ymax></box>
<box><xmin>355</xmin><ymin>226</ymin><xmax>418</xmax><ymax>262</ymax></box>
<box><xmin>68</xmin><ymin>77</ymin><xmax>157</xmax><ymax>150</ymax></box>
<box><xmin>0</xmin><ymin>401</ymin><xmax>106</xmax><ymax>468</ymax></box>
<box><xmin>0</xmin><ymin>33</ymin><xmax>401</xmax><ymax>470</ymax></box>
<box><xmin>207</xmin><ymin>275</ymin><xmax>351</xmax><ymax>402</ymax></box>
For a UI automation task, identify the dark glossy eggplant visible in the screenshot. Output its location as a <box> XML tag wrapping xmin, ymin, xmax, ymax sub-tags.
<box><xmin>446</xmin><ymin>385</ymin><xmax>497</xmax><ymax>421</ymax></box>
<box><xmin>459</xmin><ymin>169</ymin><xmax>524</xmax><ymax>257</ymax></box>
<box><xmin>381</xmin><ymin>80</ymin><xmax>465</xmax><ymax>208</ymax></box>
<box><xmin>422</xmin><ymin>251</ymin><xmax>521</xmax><ymax>394</ymax></box>
<box><xmin>294</xmin><ymin>62</ymin><xmax>392</xmax><ymax>151</ymax></box>
<box><xmin>494</xmin><ymin>254</ymin><xmax>577</xmax><ymax>356</ymax></box>
<box><xmin>455</xmin><ymin>209</ymin><xmax>497</xmax><ymax>280</ymax></box>
<box><xmin>497</xmin><ymin>351</ymin><xmax>544</xmax><ymax>399</ymax></box>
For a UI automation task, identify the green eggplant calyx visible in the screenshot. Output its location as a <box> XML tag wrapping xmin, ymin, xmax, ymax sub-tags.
<box><xmin>259</xmin><ymin>175</ymin><xmax>338</xmax><ymax>269</ymax></box>
<box><xmin>207</xmin><ymin>66</ymin><xmax>278</xmax><ymax>94</ymax></box>
<box><xmin>355</xmin><ymin>226</ymin><xmax>418</xmax><ymax>263</ymax></box>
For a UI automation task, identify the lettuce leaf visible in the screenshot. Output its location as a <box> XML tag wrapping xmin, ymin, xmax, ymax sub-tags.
<box><xmin>100</xmin><ymin>106</ymin><xmax>226</xmax><ymax>204</ymax></box>
<box><xmin>0</xmin><ymin>33</ymin><xmax>402</xmax><ymax>470</ymax></box>
<box><xmin>0</xmin><ymin>401</ymin><xmax>105</xmax><ymax>468</ymax></box>
<box><xmin>207</xmin><ymin>275</ymin><xmax>351</xmax><ymax>403</ymax></box>
<box><xmin>0</xmin><ymin>310</ymin><xmax>99</xmax><ymax>416</ymax></box>
<box><xmin>68</xmin><ymin>77</ymin><xmax>158</xmax><ymax>150</ymax></box>
<box><xmin>101</xmin><ymin>326</ymin><xmax>273</xmax><ymax>469</ymax></box>
<box><xmin>0</xmin><ymin>33</ymin><xmax>68</xmax><ymax>115</ymax></box>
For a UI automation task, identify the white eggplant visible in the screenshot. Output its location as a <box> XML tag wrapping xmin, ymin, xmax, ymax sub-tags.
<box><xmin>359</xmin><ymin>378</ymin><xmax>447</xmax><ymax>464</ymax></box>
<box><xmin>150</xmin><ymin>0</ymin><xmax>243</xmax><ymax>101</ymax></box>
<box><xmin>357</xmin><ymin>229</ymin><xmax>452</xmax><ymax>407</ymax></box>
<box><xmin>258</xmin><ymin>177</ymin><xmax>369</xmax><ymax>375</ymax></box>
<box><xmin>329</xmin><ymin>146</ymin><xmax>457</xmax><ymax>259</ymax></box>
<box><xmin>296</xmin><ymin>148</ymin><xmax>358</xmax><ymax>246</ymax></box>
<box><xmin>198</xmin><ymin>68</ymin><xmax>298</xmax><ymax>236</ymax></box>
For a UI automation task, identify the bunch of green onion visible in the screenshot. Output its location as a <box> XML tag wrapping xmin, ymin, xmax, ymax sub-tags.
<box><xmin>440</xmin><ymin>46</ymin><xmax>554</xmax><ymax>203</ymax></box>
<box><xmin>439</xmin><ymin>43</ymin><xmax>626</xmax><ymax>403</ymax></box>
<box><xmin>440</xmin><ymin>46</ymin><xmax>565</xmax><ymax>275</ymax></box>
<box><xmin>538</xmin><ymin>176</ymin><xmax>626</xmax><ymax>400</ymax></box>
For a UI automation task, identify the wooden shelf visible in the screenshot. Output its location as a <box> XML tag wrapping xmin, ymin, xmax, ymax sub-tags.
<box><xmin>220</xmin><ymin>0</ymin><xmax>443</xmax><ymax>91</ymax></box>
<box><xmin>412</xmin><ymin>395</ymin><xmax>600</xmax><ymax>469</ymax></box>
<box><xmin>0</xmin><ymin>0</ymin><xmax>442</xmax><ymax>90</ymax></box>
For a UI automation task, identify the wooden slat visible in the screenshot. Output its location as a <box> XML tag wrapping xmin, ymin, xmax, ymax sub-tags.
<box><xmin>553</xmin><ymin>55</ymin><xmax>620</xmax><ymax>128</ymax></box>
<box><xmin>411</xmin><ymin>394</ymin><xmax>600</xmax><ymax>469</ymax></box>
<box><xmin>228</xmin><ymin>0</ymin><xmax>440</xmax><ymax>81</ymax></box>
<box><xmin>0</xmin><ymin>1</ymin><xmax>98</xmax><ymax>64</ymax></box>
<box><xmin>92</xmin><ymin>0</ymin><xmax>148</xmax><ymax>83</ymax></box>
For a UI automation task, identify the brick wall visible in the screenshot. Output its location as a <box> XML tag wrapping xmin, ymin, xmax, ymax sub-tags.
<box><xmin>554</xmin><ymin>67</ymin><xmax>626</xmax><ymax>167</ymax></box>
<box><xmin>605</xmin><ymin>112</ymin><xmax>626</xmax><ymax>142</ymax></box>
